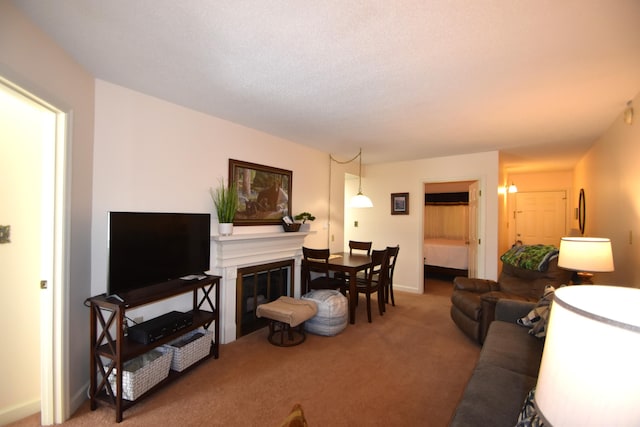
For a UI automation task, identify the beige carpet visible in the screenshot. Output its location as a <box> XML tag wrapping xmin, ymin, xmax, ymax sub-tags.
<box><xmin>11</xmin><ymin>279</ymin><xmax>480</xmax><ymax>427</ymax></box>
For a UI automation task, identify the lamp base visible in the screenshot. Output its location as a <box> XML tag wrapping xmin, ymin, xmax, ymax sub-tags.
<box><xmin>572</xmin><ymin>271</ymin><xmax>594</xmax><ymax>285</ymax></box>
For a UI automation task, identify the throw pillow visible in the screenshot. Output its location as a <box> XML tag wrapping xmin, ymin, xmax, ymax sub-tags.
<box><xmin>517</xmin><ymin>285</ymin><xmax>555</xmax><ymax>338</ymax></box>
<box><xmin>515</xmin><ymin>388</ymin><xmax>545</xmax><ymax>427</ymax></box>
<box><xmin>279</xmin><ymin>403</ymin><xmax>308</xmax><ymax>427</ymax></box>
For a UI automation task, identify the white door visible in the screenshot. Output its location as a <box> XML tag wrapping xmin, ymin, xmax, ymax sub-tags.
<box><xmin>467</xmin><ymin>181</ymin><xmax>479</xmax><ymax>277</ymax></box>
<box><xmin>0</xmin><ymin>81</ymin><xmax>58</xmax><ymax>425</ymax></box>
<box><xmin>515</xmin><ymin>191</ymin><xmax>567</xmax><ymax>246</ymax></box>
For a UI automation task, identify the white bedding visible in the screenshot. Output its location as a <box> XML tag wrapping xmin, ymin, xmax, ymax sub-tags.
<box><xmin>424</xmin><ymin>238</ymin><xmax>469</xmax><ymax>270</ymax></box>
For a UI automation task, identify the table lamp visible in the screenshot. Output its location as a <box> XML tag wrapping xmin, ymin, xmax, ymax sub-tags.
<box><xmin>535</xmin><ymin>285</ymin><xmax>640</xmax><ymax>426</ymax></box>
<box><xmin>557</xmin><ymin>237</ymin><xmax>614</xmax><ymax>284</ymax></box>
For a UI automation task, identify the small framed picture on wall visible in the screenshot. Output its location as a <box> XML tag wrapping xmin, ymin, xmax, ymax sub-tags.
<box><xmin>391</xmin><ymin>192</ymin><xmax>409</xmax><ymax>215</ymax></box>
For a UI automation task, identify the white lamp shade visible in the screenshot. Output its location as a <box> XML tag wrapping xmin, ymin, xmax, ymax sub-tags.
<box><xmin>350</xmin><ymin>193</ymin><xmax>373</xmax><ymax>208</ymax></box>
<box><xmin>557</xmin><ymin>237</ymin><xmax>614</xmax><ymax>272</ymax></box>
<box><xmin>535</xmin><ymin>285</ymin><xmax>640</xmax><ymax>426</ymax></box>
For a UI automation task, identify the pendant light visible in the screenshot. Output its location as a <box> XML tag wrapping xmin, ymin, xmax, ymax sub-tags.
<box><xmin>350</xmin><ymin>148</ymin><xmax>373</xmax><ymax>208</ymax></box>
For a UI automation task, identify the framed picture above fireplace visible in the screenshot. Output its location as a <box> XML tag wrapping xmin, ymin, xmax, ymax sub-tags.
<box><xmin>229</xmin><ymin>159</ymin><xmax>292</xmax><ymax>226</ymax></box>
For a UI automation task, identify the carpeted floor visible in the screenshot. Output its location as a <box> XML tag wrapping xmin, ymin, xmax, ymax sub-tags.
<box><xmin>10</xmin><ymin>277</ymin><xmax>480</xmax><ymax>427</ymax></box>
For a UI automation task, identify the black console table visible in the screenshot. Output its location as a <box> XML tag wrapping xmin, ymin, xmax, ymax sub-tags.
<box><xmin>87</xmin><ymin>275</ymin><xmax>220</xmax><ymax>422</ymax></box>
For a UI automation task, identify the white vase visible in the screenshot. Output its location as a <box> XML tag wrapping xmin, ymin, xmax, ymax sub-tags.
<box><xmin>299</xmin><ymin>223</ymin><xmax>311</xmax><ymax>232</ymax></box>
<box><xmin>218</xmin><ymin>223</ymin><xmax>233</xmax><ymax>236</ymax></box>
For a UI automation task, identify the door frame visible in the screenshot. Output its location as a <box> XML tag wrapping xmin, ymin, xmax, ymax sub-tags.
<box><xmin>1</xmin><ymin>77</ymin><xmax>68</xmax><ymax>425</ymax></box>
<box><xmin>423</xmin><ymin>178</ymin><xmax>484</xmax><ymax>284</ymax></box>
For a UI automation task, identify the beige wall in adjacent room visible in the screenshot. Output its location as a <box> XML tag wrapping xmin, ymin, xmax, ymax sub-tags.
<box><xmin>574</xmin><ymin>92</ymin><xmax>640</xmax><ymax>287</ymax></box>
<box><xmin>0</xmin><ymin>2</ymin><xmax>95</xmax><ymax>421</ymax></box>
<box><xmin>0</xmin><ymin>86</ymin><xmax>48</xmax><ymax>423</ymax></box>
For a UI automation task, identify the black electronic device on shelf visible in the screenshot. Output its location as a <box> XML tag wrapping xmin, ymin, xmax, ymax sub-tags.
<box><xmin>127</xmin><ymin>311</ymin><xmax>193</xmax><ymax>345</ymax></box>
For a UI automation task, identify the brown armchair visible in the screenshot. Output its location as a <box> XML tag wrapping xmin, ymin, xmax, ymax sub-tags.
<box><xmin>450</xmin><ymin>256</ymin><xmax>571</xmax><ymax>344</ymax></box>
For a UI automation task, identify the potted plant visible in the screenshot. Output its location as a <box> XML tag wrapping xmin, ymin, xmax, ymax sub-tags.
<box><xmin>210</xmin><ymin>179</ymin><xmax>238</xmax><ymax>236</ymax></box>
<box><xmin>294</xmin><ymin>212</ymin><xmax>316</xmax><ymax>231</ymax></box>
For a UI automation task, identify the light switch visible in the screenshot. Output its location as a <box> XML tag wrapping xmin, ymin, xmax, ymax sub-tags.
<box><xmin>0</xmin><ymin>225</ymin><xmax>10</xmax><ymax>244</ymax></box>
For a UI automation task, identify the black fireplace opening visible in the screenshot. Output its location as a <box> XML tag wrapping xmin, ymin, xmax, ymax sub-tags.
<box><xmin>236</xmin><ymin>259</ymin><xmax>294</xmax><ymax>338</ymax></box>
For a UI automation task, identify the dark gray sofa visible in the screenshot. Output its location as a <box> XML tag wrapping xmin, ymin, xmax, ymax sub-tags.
<box><xmin>449</xmin><ymin>299</ymin><xmax>544</xmax><ymax>427</ymax></box>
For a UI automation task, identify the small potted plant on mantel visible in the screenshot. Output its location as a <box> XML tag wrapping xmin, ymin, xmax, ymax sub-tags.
<box><xmin>210</xmin><ymin>179</ymin><xmax>238</xmax><ymax>236</ymax></box>
<box><xmin>294</xmin><ymin>212</ymin><xmax>316</xmax><ymax>232</ymax></box>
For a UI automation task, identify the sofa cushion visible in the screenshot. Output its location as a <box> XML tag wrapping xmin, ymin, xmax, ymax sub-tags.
<box><xmin>449</xmin><ymin>363</ymin><xmax>538</xmax><ymax>427</ymax></box>
<box><xmin>479</xmin><ymin>321</ymin><xmax>545</xmax><ymax>378</ymax></box>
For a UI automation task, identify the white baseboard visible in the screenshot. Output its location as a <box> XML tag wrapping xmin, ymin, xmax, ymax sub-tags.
<box><xmin>0</xmin><ymin>399</ymin><xmax>40</xmax><ymax>425</ymax></box>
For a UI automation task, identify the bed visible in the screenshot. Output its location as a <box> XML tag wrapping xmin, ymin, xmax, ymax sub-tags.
<box><xmin>424</xmin><ymin>238</ymin><xmax>469</xmax><ymax>276</ymax></box>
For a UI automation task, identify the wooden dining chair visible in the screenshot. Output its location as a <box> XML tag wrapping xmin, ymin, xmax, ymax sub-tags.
<box><xmin>385</xmin><ymin>245</ymin><xmax>400</xmax><ymax>308</ymax></box>
<box><xmin>355</xmin><ymin>249</ymin><xmax>389</xmax><ymax>322</ymax></box>
<box><xmin>336</xmin><ymin>240</ymin><xmax>373</xmax><ymax>283</ymax></box>
<box><xmin>301</xmin><ymin>247</ymin><xmax>346</xmax><ymax>295</ymax></box>
<box><xmin>349</xmin><ymin>240</ymin><xmax>372</xmax><ymax>256</ymax></box>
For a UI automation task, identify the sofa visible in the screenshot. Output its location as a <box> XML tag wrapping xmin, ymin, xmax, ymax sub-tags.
<box><xmin>449</xmin><ymin>299</ymin><xmax>544</xmax><ymax>427</ymax></box>
<box><xmin>450</xmin><ymin>246</ymin><xmax>571</xmax><ymax>344</ymax></box>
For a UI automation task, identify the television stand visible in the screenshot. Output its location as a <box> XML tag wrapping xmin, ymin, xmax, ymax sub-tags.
<box><xmin>87</xmin><ymin>275</ymin><xmax>220</xmax><ymax>422</ymax></box>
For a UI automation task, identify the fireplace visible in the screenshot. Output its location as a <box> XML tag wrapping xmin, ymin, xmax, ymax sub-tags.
<box><xmin>236</xmin><ymin>259</ymin><xmax>294</xmax><ymax>337</ymax></box>
<box><xmin>211</xmin><ymin>231</ymin><xmax>310</xmax><ymax>343</ymax></box>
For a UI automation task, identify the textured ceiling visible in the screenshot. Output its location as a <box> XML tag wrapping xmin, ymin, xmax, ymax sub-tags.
<box><xmin>13</xmin><ymin>0</ymin><xmax>640</xmax><ymax>170</ymax></box>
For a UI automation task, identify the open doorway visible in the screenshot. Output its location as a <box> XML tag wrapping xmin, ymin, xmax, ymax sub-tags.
<box><xmin>423</xmin><ymin>180</ymin><xmax>478</xmax><ymax>288</ymax></box>
<box><xmin>0</xmin><ymin>78</ymin><xmax>66</xmax><ymax>425</ymax></box>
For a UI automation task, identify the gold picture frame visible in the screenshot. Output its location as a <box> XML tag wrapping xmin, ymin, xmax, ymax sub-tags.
<box><xmin>229</xmin><ymin>159</ymin><xmax>292</xmax><ymax>225</ymax></box>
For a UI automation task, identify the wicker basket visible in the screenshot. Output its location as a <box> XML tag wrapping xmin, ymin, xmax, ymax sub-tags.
<box><xmin>107</xmin><ymin>347</ymin><xmax>173</xmax><ymax>401</ymax></box>
<box><xmin>162</xmin><ymin>328</ymin><xmax>213</xmax><ymax>372</ymax></box>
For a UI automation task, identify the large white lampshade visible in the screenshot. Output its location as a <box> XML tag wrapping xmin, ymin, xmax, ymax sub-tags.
<box><xmin>350</xmin><ymin>192</ymin><xmax>373</xmax><ymax>208</ymax></box>
<box><xmin>558</xmin><ymin>237</ymin><xmax>614</xmax><ymax>272</ymax></box>
<box><xmin>535</xmin><ymin>285</ymin><xmax>640</xmax><ymax>426</ymax></box>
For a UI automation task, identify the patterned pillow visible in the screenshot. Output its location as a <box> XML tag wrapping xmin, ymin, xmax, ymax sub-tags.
<box><xmin>516</xmin><ymin>388</ymin><xmax>545</xmax><ymax>427</ymax></box>
<box><xmin>517</xmin><ymin>285</ymin><xmax>555</xmax><ymax>338</ymax></box>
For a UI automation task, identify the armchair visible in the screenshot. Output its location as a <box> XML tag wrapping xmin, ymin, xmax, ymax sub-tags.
<box><xmin>450</xmin><ymin>249</ymin><xmax>572</xmax><ymax>344</ymax></box>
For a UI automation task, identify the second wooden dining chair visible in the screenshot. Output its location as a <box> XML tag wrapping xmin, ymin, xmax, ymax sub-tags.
<box><xmin>384</xmin><ymin>245</ymin><xmax>400</xmax><ymax>308</ymax></box>
<box><xmin>336</xmin><ymin>240</ymin><xmax>373</xmax><ymax>283</ymax></box>
<box><xmin>355</xmin><ymin>248</ymin><xmax>390</xmax><ymax>322</ymax></box>
<box><xmin>302</xmin><ymin>247</ymin><xmax>346</xmax><ymax>295</ymax></box>
<box><xmin>349</xmin><ymin>240</ymin><xmax>372</xmax><ymax>256</ymax></box>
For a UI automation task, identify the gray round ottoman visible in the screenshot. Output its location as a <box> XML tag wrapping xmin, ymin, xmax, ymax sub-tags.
<box><xmin>301</xmin><ymin>289</ymin><xmax>348</xmax><ymax>336</ymax></box>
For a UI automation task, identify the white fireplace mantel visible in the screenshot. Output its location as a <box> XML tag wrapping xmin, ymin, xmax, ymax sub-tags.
<box><xmin>211</xmin><ymin>231</ymin><xmax>312</xmax><ymax>343</ymax></box>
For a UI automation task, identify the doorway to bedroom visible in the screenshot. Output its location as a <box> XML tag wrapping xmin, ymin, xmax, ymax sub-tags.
<box><xmin>423</xmin><ymin>180</ymin><xmax>478</xmax><ymax>288</ymax></box>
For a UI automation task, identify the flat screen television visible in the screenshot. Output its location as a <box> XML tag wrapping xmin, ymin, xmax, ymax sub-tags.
<box><xmin>107</xmin><ymin>212</ymin><xmax>211</xmax><ymax>297</ymax></box>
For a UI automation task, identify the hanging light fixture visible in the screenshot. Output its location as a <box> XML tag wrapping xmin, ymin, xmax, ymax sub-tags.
<box><xmin>350</xmin><ymin>148</ymin><xmax>373</xmax><ymax>208</ymax></box>
<box><xmin>508</xmin><ymin>182</ymin><xmax>518</xmax><ymax>193</ymax></box>
<box><xmin>330</xmin><ymin>148</ymin><xmax>373</xmax><ymax>208</ymax></box>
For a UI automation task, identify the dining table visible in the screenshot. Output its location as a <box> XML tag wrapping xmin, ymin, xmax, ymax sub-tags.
<box><xmin>301</xmin><ymin>252</ymin><xmax>372</xmax><ymax>324</ymax></box>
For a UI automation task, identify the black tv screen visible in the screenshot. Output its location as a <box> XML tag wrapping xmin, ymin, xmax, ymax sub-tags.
<box><xmin>107</xmin><ymin>212</ymin><xmax>211</xmax><ymax>296</ymax></box>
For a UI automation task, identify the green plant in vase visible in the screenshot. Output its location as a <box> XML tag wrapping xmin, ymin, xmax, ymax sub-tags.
<box><xmin>210</xmin><ymin>179</ymin><xmax>238</xmax><ymax>236</ymax></box>
<box><xmin>294</xmin><ymin>212</ymin><xmax>315</xmax><ymax>231</ymax></box>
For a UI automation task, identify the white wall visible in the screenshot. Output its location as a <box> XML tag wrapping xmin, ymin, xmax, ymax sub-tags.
<box><xmin>1</xmin><ymin>2</ymin><xmax>95</xmax><ymax>422</ymax></box>
<box><xmin>574</xmin><ymin>92</ymin><xmax>640</xmax><ymax>287</ymax></box>
<box><xmin>91</xmin><ymin>80</ymin><xmax>332</xmax><ymax>314</ymax></box>
<box><xmin>344</xmin><ymin>151</ymin><xmax>500</xmax><ymax>293</ymax></box>
<box><xmin>0</xmin><ymin>85</ymin><xmax>48</xmax><ymax>423</ymax></box>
